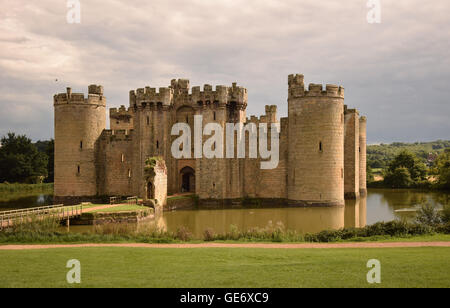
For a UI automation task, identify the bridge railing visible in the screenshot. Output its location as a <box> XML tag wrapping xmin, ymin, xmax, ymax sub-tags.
<box><xmin>0</xmin><ymin>204</ymin><xmax>83</xmax><ymax>229</ymax></box>
<box><xmin>126</xmin><ymin>196</ymin><xmax>139</xmax><ymax>205</ymax></box>
<box><xmin>110</xmin><ymin>196</ymin><xmax>120</xmax><ymax>205</ymax></box>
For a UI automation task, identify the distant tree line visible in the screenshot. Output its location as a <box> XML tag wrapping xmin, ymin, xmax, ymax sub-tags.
<box><xmin>1</xmin><ymin>132</ymin><xmax>449</xmax><ymax>191</ymax></box>
<box><xmin>0</xmin><ymin>133</ymin><xmax>54</xmax><ymax>184</ymax></box>
<box><xmin>368</xmin><ymin>148</ymin><xmax>450</xmax><ymax>190</ymax></box>
<box><xmin>367</xmin><ymin>140</ymin><xmax>450</xmax><ymax>170</ymax></box>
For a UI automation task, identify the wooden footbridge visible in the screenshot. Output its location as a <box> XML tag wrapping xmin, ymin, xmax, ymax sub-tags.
<box><xmin>0</xmin><ymin>204</ymin><xmax>83</xmax><ymax>229</ymax></box>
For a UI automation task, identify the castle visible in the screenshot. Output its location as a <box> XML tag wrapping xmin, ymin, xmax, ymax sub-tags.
<box><xmin>53</xmin><ymin>74</ymin><xmax>366</xmax><ymax>206</ymax></box>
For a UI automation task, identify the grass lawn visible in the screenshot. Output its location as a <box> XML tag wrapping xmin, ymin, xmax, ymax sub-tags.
<box><xmin>167</xmin><ymin>194</ymin><xmax>195</xmax><ymax>201</ymax></box>
<box><xmin>0</xmin><ymin>247</ymin><xmax>449</xmax><ymax>287</ymax></box>
<box><xmin>340</xmin><ymin>234</ymin><xmax>450</xmax><ymax>243</ymax></box>
<box><xmin>89</xmin><ymin>204</ymin><xmax>148</xmax><ymax>213</ymax></box>
<box><xmin>0</xmin><ymin>183</ymin><xmax>53</xmax><ymax>194</ymax></box>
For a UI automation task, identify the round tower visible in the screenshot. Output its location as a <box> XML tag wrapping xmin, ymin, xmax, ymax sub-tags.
<box><xmin>359</xmin><ymin>116</ymin><xmax>367</xmax><ymax>196</ymax></box>
<box><xmin>287</xmin><ymin>74</ymin><xmax>345</xmax><ymax>206</ymax></box>
<box><xmin>54</xmin><ymin>85</ymin><xmax>106</xmax><ymax>202</ymax></box>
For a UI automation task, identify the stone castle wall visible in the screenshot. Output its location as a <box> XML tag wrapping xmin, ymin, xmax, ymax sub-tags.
<box><xmin>359</xmin><ymin>116</ymin><xmax>367</xmax><ymax>196</ymax></box>
<box><xmin>287</xmin><ymin>74</ymin><xmax>345</xmax><ymax>206</ymax></box>
<box><xmin>54</xmin><ymin>85</ymin><xmax>106</xmax><ymax>198</ymax></box>
<box><xmin>54</xmin><ymin>75</ymin><xmax>367</xmax><ymax>207</ymax></box>
<box><xmin>344</xmin><ymin>107</ymin><xmax>360</xmax><ymax>199</ymax></box>
<box><xmin>96</xmin><ymin>129</ymin><xmax>134</xmax><ymax>196</ymax></box>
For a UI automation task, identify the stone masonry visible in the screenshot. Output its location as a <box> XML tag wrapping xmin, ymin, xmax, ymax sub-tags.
<box><xmin>53</xmin><ymin>74</ymin><xmax>367</xmax><ymax>207</ymax></box>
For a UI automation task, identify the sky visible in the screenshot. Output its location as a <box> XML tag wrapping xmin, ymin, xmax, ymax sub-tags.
<box><xmin>0</xmin><ymin>0</ymin><xmax>449</xmax><ymax>144</ymax></box>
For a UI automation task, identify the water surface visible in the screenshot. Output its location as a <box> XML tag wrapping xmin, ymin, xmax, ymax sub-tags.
<box><xmin>0</xmin><ymin>189</ymin><xmax>448</xmax><ymax>236</ymax></box>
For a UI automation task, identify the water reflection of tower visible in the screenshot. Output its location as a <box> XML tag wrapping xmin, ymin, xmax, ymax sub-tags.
<box><xmin>344</xmin><ymin>197</ymin><xmax>367</xmax><ymax>228</ymax></box>
<box><xmin>156</xmin><ymin>212</ymin><xmax>167</xmax><ymax>232</ymax></box>
<box><xmin>359</xmin><ymin>197</ymin><xmax>367</xmax><ymax>227</ymax></box>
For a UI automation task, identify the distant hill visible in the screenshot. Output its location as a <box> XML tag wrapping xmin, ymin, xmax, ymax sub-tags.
<box><xmin>367</xmin><ymin>140</ymin><xmax>450</xmax><ymax>169</ymax></box>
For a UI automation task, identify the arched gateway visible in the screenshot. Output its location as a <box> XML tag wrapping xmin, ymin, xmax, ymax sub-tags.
<box><xmin>180</xmin><ymin>166</ymin><xmax>195</xmax><ymax>193</ymax></box>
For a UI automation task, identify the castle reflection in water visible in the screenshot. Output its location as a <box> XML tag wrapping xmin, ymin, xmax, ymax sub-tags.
<box><xmin>153</xmin><ymin>198</ymin><xmax>367</xmax><ymax>237</ymax></box>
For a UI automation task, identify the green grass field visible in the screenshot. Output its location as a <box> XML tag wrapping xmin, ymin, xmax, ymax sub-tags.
<box><xmin>88</xmin><ymin>204</ymin><xmax>147</xmax><ymax>213</ymax></box>
<box><xmin>0</xmin><ymin>247</ymin><xmax>449</xmax><ymax>288</ymax></box>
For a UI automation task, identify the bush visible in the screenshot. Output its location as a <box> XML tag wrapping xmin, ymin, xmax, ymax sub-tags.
<box><xmin>303</xmin><ymin>221</ymin><xmax>435</xmax><ymax>243</ymax></box>
<box><xmin>416</xmin><ymin>203</ymin><xmax>442</xmax><ymax>227</ymax></box>
<box><xmin>435</xmin><ymin>222</ymin><xmax>450</xmax><ymax>234</ymax></box>
<box><xmin>203</xmin><ymin>228</ymin><xmax>215</xmax><ymax>241</ymax></box>
<box><xmin>441</xmin><ymin>206</ymin><xmax>450</xmax><ymax>224</ymax></box>
<box><xmin>175</xmin><ymin>226</ymin><xmax>192</xmax><ymax>242</ymax></box>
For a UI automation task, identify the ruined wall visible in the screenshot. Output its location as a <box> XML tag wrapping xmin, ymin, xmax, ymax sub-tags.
<box><xmin>344</xmin><ymin>107</ymin><xmax>360</xmax><ymax>199</ymax></box>
<box><xmin>287</xmin><ymin>74</ymin><xmax>345</xmax><ymax>206</ymax></box>
<box><xmin>152</xmin><ymin>160</ymin><xmax>168</xmax><ymax>207</ymax></box>
<box><xmin>54</xmin><ymin>85</ymin><xmax>106</xmax><ymax>198</ymax></box>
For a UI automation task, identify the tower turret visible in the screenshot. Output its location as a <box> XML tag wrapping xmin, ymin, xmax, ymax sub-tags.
<box><xmin>287</xmin><ymin>74</ymin><xmax>345</xmax><ymax>206</ymax></box>
<box><xmin>53</xmin><ymin>85</ymin><xmax>106</xmax><ymax>202</ymax></box>
<box><xmin>344</xmin><ymin>106</ymin><xmax>360</xmax><ymax>199</ymax></box>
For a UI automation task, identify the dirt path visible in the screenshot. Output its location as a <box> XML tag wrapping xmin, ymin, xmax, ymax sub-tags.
<box><xmin>0</xmin><ymin>242</ymin><xmax>449</xmax><ymax>250</ymax></box>
<box><xmin>82</xmin><ymin>204</ymin><xmax>123</xmax><ymax>213</ymax></box>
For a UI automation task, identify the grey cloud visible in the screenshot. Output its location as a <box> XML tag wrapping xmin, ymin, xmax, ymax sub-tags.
<box><xmin>0</xmin><ymin>0</ymin><xmax>449</xmax><ymax>142</ymax></box>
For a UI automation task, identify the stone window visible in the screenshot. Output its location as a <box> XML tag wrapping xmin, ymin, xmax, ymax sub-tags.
<box><xmin>147</xmin><ymin>116</ymin><xmax>150</xmax><ymax>125</ymax></box>
<box><xmin>80</xmin><ymin>141</ymin><xmax>83</xmax><ymax>150</ymax></box>
<box><xmin>156</xmin><ymin>140</ymin><xmax>159</xmax><ymax>149</ymax></box>
<box><xmin>186</xmin><ymin>116</ymin><xmax>189</xmax><ymax>123</ymax></box>
<box><xmin>121</xmin><ymin>154</ymin><xmax>125</xmax><ymax>162</ymax></box>
<box><xmin>213</xmin><ymin>112</ymin><xmax>216</xmax><ymax>121</ymax></box>
<box><xmin>319</xmin><ymin>141</ymin><xmax>323</xmax><ymax>152</ymax></box>
<box><xmin>77</xmin><ymin>165</ymin><xmax>80</xmax><ymax>174</ymax></box>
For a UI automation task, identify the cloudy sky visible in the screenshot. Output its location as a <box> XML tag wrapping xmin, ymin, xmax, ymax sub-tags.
<box><xmin>0</xmin><ymin>0</ymin><xmax>449</xmax><ymax>143</ymax></box>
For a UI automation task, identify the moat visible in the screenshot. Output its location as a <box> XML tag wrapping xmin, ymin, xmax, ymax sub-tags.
<box><xmin>1</xmin><ymin>189</ymin><xmax>448</xmax><ymax>237</ymax></box>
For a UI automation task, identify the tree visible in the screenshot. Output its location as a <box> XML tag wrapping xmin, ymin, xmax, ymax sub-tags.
<box><xmin>432</xmin><ymin>149</ymin><xmax>450</xmax><ymax>190</ymax></box>
<box><xmin>386</xmin><ymin>150</ymin><xmax>427</xmax><ymax>182</ymax></box>
<box><xmin>367</xmin><ymin>164</ymin><xmax>374</xmax><ymax>183</ymax></box>
<box><xmin>45</xmin><ymin>139</ymin><xmax>54</xmax><ymax>183</ymax></box>
<box><xmin>383</xmin><ymin>167</ymin><xmax>413</xmax><ymax>188</ymax></box>
<box><xmin>0</xmin><ymin>133</ymin><xmax>48</xmax><ymax>183</ymax></box>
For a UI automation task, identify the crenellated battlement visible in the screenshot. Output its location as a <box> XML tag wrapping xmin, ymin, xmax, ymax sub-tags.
<box><xmin>130</xmin><ymin>86</ymin><xmax>174</xmax><ymax>107</ymax></box>
<box><xmin>101</xmin><ymin>129</ymin><xmax>133</xmax><ymax>142</ymax></box>
<box><xmin>192</xmin><ymin>82</ymin><xmax>247</xmax><ymax>108</ymax></box>
<box><xmin>288</xmin><ymin>74</ymin><xmax>344</xmax><ymax>99</ymax></box>
<box><xmin>265</xmin><ymin>105</ymin><xmax>277</xmax><ymax>113</ymax></box>
<box><xmin>288</xmin><ymin>74</ymin><xmax>304</xmax><ymax>88</ymax></box>
<box><xmin>110</xmin><ymin>105</ymin><xmax>133</xmax><ymax>119</ymax></box>
<box><xmin>54</xmin><ymin>85</ymin><xmax>106</xmax><ymax>106</ymax></box>
<box><xmin>359</xmin><ymin>116</ymin><xmax>367</xmax><ymax>122</ymax></box>
<box><xmin>171</xmin><ymin>79</ymin><xmax>190</xmax><ymax>94</ymax></box>
<box><xmin>129</xmin><ymin>79</ymin><xmax>248</xmax><ymax>109</ymax></box>
<box><xmin>245</xmin><ymin>105</ymin><xmax>278</xmax><ymax>124</ymax></box>
<box><xmin>344</xmin><ymin>105</ymin><xmax>359</xmax><ymax>115</ymax></box>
